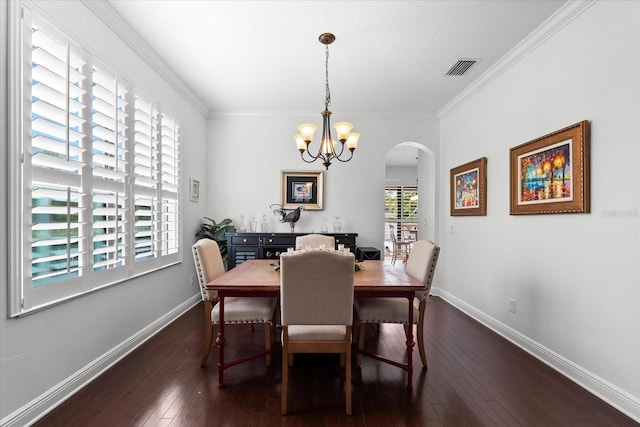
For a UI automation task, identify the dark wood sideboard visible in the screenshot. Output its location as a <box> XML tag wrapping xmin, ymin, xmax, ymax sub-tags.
<box><xmin>225</xmin><ymin>232</ymin><xmax>358</xmax><ymax>269</ymax></box>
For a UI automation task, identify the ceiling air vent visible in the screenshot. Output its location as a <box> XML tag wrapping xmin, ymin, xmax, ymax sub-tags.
<box><xmin>445</xmin><ymin>59</ymin><xmax>478</xmax><ymax>76</ymax></box>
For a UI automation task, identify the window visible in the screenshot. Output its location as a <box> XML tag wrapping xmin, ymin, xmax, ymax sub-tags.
<box><xmin>9</xmin><ymin>9</ymin><xmax>182</xmax><ymax>316</ymax></box>
<box><xmin>384</xmin><ymin>185</ymin><xmax>418</xmax><ymax>255</ymax></box>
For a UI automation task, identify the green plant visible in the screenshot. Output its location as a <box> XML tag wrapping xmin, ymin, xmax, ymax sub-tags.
<box><xmin>195</xmin><ymin>217</ymin><xmax>236</xmax><ymax>261</ymax></box>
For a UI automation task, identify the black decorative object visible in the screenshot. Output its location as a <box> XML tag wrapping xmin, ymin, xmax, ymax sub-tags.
<box><xmin>270</xmin><ymin>204</ymin><xmax>304</xmax><ymax>232</ymax></box>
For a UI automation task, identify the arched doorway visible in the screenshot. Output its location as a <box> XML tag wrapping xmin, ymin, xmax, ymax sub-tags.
<box><xmin>384</xmin><ymin>142</ymin><xmax>436</xmax><ymax>259</ymax></box>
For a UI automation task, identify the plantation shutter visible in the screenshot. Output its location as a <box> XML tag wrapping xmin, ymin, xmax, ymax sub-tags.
<box><xmin>159</xmin><ymin>115</ymin><xmax>180</xmax><ymax>256</ymax></box>
<box><xmin>28</xmin><ymin>25</ymin><xmax>88</xmax><ymax>301</ymax></box>
<box><xmin>133</xmin><ymin>96</ymin><xmax>159</xmax><ymax>261</ymax></box>
<box><xmin>91</xmin><ymin>67</ymin><xmax>129</xmax><ymax>272</ymax></box>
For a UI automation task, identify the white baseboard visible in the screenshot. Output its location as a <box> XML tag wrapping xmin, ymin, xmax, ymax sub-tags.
<box><xmin>1</xmin><ymin>295</ymin><xmax>201</xmax><ymax>427</ymax></box>
<box><xmin>431</xmin><ymin>287</ymin><xmax>640</xmax><ymax>423</ymax></box>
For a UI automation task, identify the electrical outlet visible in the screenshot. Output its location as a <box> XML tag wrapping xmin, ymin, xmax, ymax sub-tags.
<box><xmin>509</xmin><ymin>298</ymin><xmax>517</xmax><ymax>313</ymax></box>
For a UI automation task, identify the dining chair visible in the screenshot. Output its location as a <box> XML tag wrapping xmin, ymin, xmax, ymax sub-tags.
<box><xmin>192</xmin><ymin>239</ymin><xmax>277</xmax><ymax>368</ymax></box>
<box><xmin>279</xmin><ymin>248</ymin><xmax>355</xmax><ymax>415</ymax></box>
<box><xmin>295</xmin><ymin>233</ymin><xmax>336</xmax><ymax>249</ymax></box>
<box><xmin>388</xmin><ymin>224</ymin><xmax>412</xmax><ymax>264</ymax></box>
<box><xmin>354</xmin><ymin>239</ymin><xmax>440</xmax><ymax>367</ymax></box>
<box><xmin>287</xmin><ymin>233</ymin><xmax>336</xmax><ymax>370</ymax></box>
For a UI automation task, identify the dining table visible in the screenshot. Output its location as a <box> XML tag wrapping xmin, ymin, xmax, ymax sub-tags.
<box><xmin>205</xmin><ymin>258</ymin><xmax>424</xmax><ymax>391</ymax></box>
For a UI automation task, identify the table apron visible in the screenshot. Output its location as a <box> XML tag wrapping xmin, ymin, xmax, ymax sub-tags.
<box><xmin>217</xmin><ymin>289</ymin><xmax>279</xmax><ymax>298</ymax></box>
<box><xmin>215</xmin><ymin>289</ymin><xmax>415</xmax><ymax>299</ymax></box>
<box><xmin>354</xmin><ymin>289</ymin><xmax>415</xmax><ymax>298</ymax></box>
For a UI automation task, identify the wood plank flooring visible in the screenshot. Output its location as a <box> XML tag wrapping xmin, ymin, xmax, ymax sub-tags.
<box><xmin>35</xmin><ymin>296</ymin><xmax>638</xmax><ymax>426</ymax></box>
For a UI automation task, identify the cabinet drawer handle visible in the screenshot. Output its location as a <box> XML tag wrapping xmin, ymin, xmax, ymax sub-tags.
<box><xmin>268</xmin><ymin>238</ymin><xmax>273</xmax><ymax>243</ymax></box>
<box><xmin>243</xmin><ymin>238</ymin><xmax>247</xmax><ymax>243</ymax></box>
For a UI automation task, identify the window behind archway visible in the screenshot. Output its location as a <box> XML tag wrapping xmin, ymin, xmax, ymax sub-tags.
<box><xmin>384</xmin><ymin>185</ymin><xmax>418</xmax><ymax>256</ymax></box>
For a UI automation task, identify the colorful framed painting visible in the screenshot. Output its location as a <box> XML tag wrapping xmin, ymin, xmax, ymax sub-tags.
<box><xmin>510</xmin><ymin>120</ymin><xmax>589</xmax><ymax>215</ymax></box>
<box><xmin>281</xmin><ymin>170</ymin><xmax>324</xmax><ymax>210</ymax></box>
<box><xmin>450</xmin><ymin>157</ymin><xmax>487</xmax><ymax>216</ymax></box>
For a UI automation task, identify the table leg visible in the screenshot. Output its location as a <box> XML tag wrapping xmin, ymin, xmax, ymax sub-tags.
<box><xmin>406</xmin><ymin>296</ymin><xmax>414</xmax><ymax>391</ymax></box>
<box><xmin>216</xmin><ymin>296</ymin><xmax>225</xmax><ymax>388</ymax></box>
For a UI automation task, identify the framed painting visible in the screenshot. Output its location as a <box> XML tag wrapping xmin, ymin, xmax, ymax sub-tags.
<box><xmin>450</xmin><ymin>157</ymin><xmax>487</xmax><ymax>216</ymax></box>
<box><xmin>190</xmin><ymin>177</ymin><xmax>200</xmax><ymax>202</ymax></box>
<box><xmin>281</xmin><ymin>170</ymin><xmax>324</xmax><ymax>210</ymax></box>
<box><xmin>510</xmin><ymin>120</ymin><xmax>589</xmax><ymax>215</ymax></box>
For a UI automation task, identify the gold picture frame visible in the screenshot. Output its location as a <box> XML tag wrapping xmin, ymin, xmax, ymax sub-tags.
<box><xmin>281</xmin><ymin>170</ymin><xmax>324</xmax><ymax>210</ymax></box>
<box><xmin>509</xmin><ymin>120</ymin><xmax>589</xmax><ymax>215</ymax></box>
<box><xmin>450</xmin><ymin>157</ymin><xmax>487</xmax><ymax>216</ymax></box>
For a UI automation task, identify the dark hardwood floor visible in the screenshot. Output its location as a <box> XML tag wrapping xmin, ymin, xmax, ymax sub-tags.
<box><xmin>36</xmin><ymin>296</ymin><xmax>637</xmax><ymax>426</ymax></box>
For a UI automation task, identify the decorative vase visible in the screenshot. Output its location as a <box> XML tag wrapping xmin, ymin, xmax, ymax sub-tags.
<box><xmin>249</xmin><ymin>216</ymin><xmax>257</xmax><ymax>232</ymax></box>
<box><xmin>238</xmin><ymin>215</ymin><xmax>247</xmax><ymax>232</ymax></box>
<box><xmin>261</xmin><ymin>214</ymin><xmax>269</xmax><ymax>233</ymax></box>
<box><xmin>321</xmin><ymin>217</ymin><xmax>328</xmax><ymax>233</ymax></box>
<box><xmin>333</xmin><ymin>216</ymin><xmax>342</xmax><ymax>233</ymax></box>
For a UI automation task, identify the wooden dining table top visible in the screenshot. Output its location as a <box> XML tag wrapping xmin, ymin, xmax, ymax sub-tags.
<box><xmin>206</xmin><ymin>259</ymin><xmax>424</xmax><ymax>293</ymax></box>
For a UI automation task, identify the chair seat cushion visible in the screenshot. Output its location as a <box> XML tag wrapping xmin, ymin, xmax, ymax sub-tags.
<box><xmin>286</xmin><ymin>325</ymin><xmax>347</xmax><ymax>341</ymax></box>
<box><xmin>211</xmin><ymin>297</ymin><xmax>277</xmax><ymax>324</ymax></box>
<box><xmin>354</xmin><ymin>297</ymin><xmax>419</xmax><ymax>324</ymax></box>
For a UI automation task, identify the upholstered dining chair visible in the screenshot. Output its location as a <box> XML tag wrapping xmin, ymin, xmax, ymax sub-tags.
<box><xmin>192</xmin><ymin>239</ymin><xmax>277</xmax><ymax>368</ymax></box>
<box><xmin>388</xmin><ymin>224</ymin><xmax>412</xmax><ymax>265</ymax></box>
<box><xmin>355</xmin><ymin>239</ymin><xmax>440</xmax><ymax>367</ymax></box>
<box><xmin>279</xmin><ymin>248</ymin><xmax>355</xmax><ymax>415</ymax></box>
<box><xmin>295</xmin><ymin>233</ymin><xmax>335</xmax><ymax>249</ymax></box>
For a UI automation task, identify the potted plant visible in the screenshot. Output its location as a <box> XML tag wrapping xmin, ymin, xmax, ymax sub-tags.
<box><xmin>195</xmin><ymin>217</ymin><xmax>236</xmax><ymax>262</ymax></box>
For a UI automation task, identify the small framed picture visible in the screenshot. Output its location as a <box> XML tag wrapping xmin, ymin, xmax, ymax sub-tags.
<box><xmin>509</xmin><ymin>121</ymin><xmax>589</xmax><ymax>215</ymax></box>
<box><xmin>281</xmin><ymin>170</ymin><xmax>324</xmax><ymax>210</ymax></box>
<box><xmin>450</xmin><ymin>157</ymin><xmax>487</xmax><ymax>216</ymax></box>
<box><xmin>190</xmin><ymin>177</ymin><xmax>200</xmax><ymax>202</ymax></box>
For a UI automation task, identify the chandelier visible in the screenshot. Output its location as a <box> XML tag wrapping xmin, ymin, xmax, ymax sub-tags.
<box><xmin>294</xmin><ymin>33</ymin><xmax>360</xmax><ymax>170</ymax></box>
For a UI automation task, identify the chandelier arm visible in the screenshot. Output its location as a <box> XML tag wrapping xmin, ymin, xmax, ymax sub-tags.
<box><xmin>333</xmin><ymin>141</ymin><xmax>346</xmax><ymax>158</ymax></box>
<box><xmin>333</xmin><ymin>149</ymin><xmax>355</xmax><ymax>163</ymax></box>
<box><xmin>300</xmin><ymin>146</ymin><xmax>329</xmax><ymax>164</ymax></box>
<box><xmin>300</xmin><ymin>151</ymin><xmax>320</xmax><ymax>164</ymax></box>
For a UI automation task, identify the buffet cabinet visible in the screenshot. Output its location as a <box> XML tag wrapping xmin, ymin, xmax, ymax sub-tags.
<box><xmin>225</xmin><ymin>232</ymin><xmax>358</xmax><ymax>269</ymax></box>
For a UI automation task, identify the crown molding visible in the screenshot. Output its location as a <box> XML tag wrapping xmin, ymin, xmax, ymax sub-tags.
<box><xmin>438</xmin><ymin>0</ymin><xmax>597</xmax><ymax>119</ymax></box>
<box><xmin>81</xmin><ymin>0</ymin><xmax>210</xmax><ymax>117</ymax></box>
<box><xmin>209</xmin><ymin>110</ymin><xmax>438</xmax><ymax>120</ymax></box>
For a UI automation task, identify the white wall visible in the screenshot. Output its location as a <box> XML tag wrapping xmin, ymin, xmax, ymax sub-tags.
<box><xmin>438</xmin><ymin>1</ymin><xmax>639</xmax><ymax>419</ymax></box>
<box><xmin>385</xmin><ymin>165</ymin><xmax>418</xmax><ymax>186</ymax></box>
<box><xmin>0</xmin><ymin>1</ymin><xmax>209</xmax><ymax>423</ymax></box>
<box><xmin>207</xmin><ymin>114</ymin><xmax>439</xmax><ymax>249</ymax></box>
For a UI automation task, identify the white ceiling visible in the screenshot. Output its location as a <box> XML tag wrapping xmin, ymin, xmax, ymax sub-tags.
<box><xmin>108</xmin><ymin>0</ymin><xmax>567</xmax><ymax>165</ymax></box>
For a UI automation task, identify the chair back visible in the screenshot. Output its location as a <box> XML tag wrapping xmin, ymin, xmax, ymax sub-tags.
<box><xmin>192</xmin><ymin>239</ymin><xmax>226</xmax><ymax>302</ymax></box>
<box><xmin>280</xmin><ymin>249</ymin><xmax>354</xmax><ymax>326</ymax></box>
<box><xmin>405</xmin><ymin>240</ymin><xmax>440</xmax><ymax>302</ymax></box>
<box><xmin>388</xmin><ymin>224</ymin><xmax>398</xmax><ymax>244</ymax></box>
<box><xmin>295</xmin><ymin>234</ymin><xmax>335</xmax><ymax>249</ymax></box>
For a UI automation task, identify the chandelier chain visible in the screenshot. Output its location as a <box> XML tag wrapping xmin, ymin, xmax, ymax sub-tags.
<box><xmin>324</xmin><ymin>44</ymin><xmax>331</xmax><ymax>110</ymax></box>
